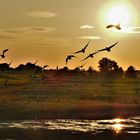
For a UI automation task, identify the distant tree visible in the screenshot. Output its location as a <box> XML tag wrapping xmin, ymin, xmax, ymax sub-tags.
<box><xmin>73</xmin><ymin>67</ymin><xmax>80</xmax><ymax>73</ymax></box>
<box><xmin>25</xmin><ymin>62</ymin><xmax>36</xmax><ymax>71</ymax></box>
<box><xmin>98</xmin><ymin>57</ymin><xmax>112</xmax><ymax>73</ymax></box>
<box><xmin>87</xmin><ymin>66</ymin><xmax>97</xmax><ymax>75</ymax></box>
<box><xmin>125</xmin><ymin>66</ymin><xmax>137</xmax><ymax>78</ymax></box>
<box><xmin>16</xmin><ymin>64</ymin><xmax>25</xmax><ymax>71</ymax></box>
<box><xmin>0</xmin><ymin>63</ymin><xmax>10</xmax><ymax>71</ymax></box>
<box><xmin>98</xmin><ymin>57</ymin><xmax>123</xmax><ymax>77</ymax></box>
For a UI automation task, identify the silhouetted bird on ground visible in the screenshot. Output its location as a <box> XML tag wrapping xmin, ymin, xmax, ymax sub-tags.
<box><xmin>98</xmin><ymin>42</ymin><xmax>118</xmax><ymax>52</ymax></box>
<box><xmin>0</xmin><ymin>49</ymin><xmax>9</xmax><ymax>59</ymax></box>
<box><xmin>82</xmin><ymin>52</ymin><xmax>98</xmax><ymax>61</ymax></box>
<box><xmin>106</xmin><ymin>23</ymin><xmax>121</xmax><ymax>30</ymax></box>
<box><xmin>0</xmin><ymin>79</ymin><xmax>8</xmax><ymax>89</ymax></box>
<box><xmin>66</xmin><ymin>55</ymin><xmax>76</xmax><ymax>64</ymax></box>
<box><xmin>73</xmin><ymin>40</ymin><xmax>90</xmax><ymax>54</ymax></box>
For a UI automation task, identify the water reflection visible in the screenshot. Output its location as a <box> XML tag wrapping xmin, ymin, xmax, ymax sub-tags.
<box><xmin>112</xmin><ymin>118</ymin><xmax>124</xmax><ymax>133</ymax></box>
<box><xmin>0</xmin><ymin>116</ymin><xmax>139</xmax><ymax>135</ymax></box>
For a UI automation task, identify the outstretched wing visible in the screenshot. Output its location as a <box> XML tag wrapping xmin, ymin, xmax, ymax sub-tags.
<box><xmin>108</xmin><ymin>42</ymin><xmax>118</xmax><ymax>49</ymax></box>
<box><xmin>106</xmin><ymin>24</ymin><xmax>114</xmax><ymax>28</ymax></box>
<box><xmin>80</xmin><ymin>62</ymin><xmax>86</xmax><ymax>68</ymax></box>
<box><xmin>42</xmin><ymin>65</ymin><xmax>49</xmax><ymax>69</ymax></box>
<box><xmin>83</xmin><ymin>40</ymin><xmax>90</xmax><ymax>50</ymax></box>
<box><xmin>3</xmin><ymin>49</ymin><xmax>9</xmax><ymax>55</ymax></box>
<box><xmin>34</xmin><ymin>60</ymin><xmax>38</xmax><ymax>65</ymax></box>
<box><xmin>66</xmin><ymin>56</ymin><xmax>69</xmax><ymax>64</ymax></box>
<box><xmin>81</xmin><ymin>55</ymin><xmax>90</xmax><ymax>61</ymax></box>
<box><xmin>8</xmin><ymin>61</ymin><xmax>12</xmax><ymax>66</ymax></box>
<box><xmin>97</xmin><ymin>48</ymin><xmax>107</xmax><ymax>52</ymax></box>
<box><xmin>73</xmin><ymin>49</ymin><xmax>83</xmax><ymax>54</ymax></box>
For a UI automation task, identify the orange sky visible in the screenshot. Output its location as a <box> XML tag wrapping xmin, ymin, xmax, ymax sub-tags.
<box><xmin>0</xmin><ymin>0</ymin><xmax>140</xmax><ymax>70</ymax></box>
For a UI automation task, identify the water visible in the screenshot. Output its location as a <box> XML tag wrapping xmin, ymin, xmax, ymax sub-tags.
<box><xmin>0</xmin><ymin>116</ymin><xmax>140</xmax><ymax>140</ymax></box>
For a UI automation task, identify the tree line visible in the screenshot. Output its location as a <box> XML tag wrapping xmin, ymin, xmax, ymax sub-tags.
<box><xmin>0</xmin><ymin>57</ymin><xmax>139</xmax><ymax>78</ymax></box>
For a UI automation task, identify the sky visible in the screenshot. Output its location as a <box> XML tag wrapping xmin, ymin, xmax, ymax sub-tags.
<box><xmin>0</xmin><ymin>0</ymin><xmax>140</xmax><ymax>70</ymax></box>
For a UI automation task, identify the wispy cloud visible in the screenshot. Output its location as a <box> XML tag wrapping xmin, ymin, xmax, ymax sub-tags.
<box><xmin>80</xmin><ymin>25</ymin><xmax>94</xmax><ymax>29</ymax></box>
<box><xmin>4</xmin><ymin>26</ymin><xmax>55</xmax><ymax>34</ymax></box>
<box><xmin>31</xmin><ymin>27</ymin><xmax>55</xmax><ymax>32</ymax></box>
<box><xmin>78</xmin><ymin>36</ymin><xmax>101</xmax><ymax>40</ymax></box>
<box><xmin>28</xmin><ymin>11</ymin><xmax>57</xmax><ymax>18</ymax></box>
<box><xmin>115</xmin><ymin>26</ymin><xmax>140</xmax><ymax>34</ymax></box>
<box><xmin>0</xmin><ymin>34</ymin><xmax>17</xmax><ymax>40</ymax></box>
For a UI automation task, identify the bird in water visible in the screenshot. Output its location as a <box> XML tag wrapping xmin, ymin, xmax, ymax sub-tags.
<box><xmin>97</xmin><ymin>42</ymin><xmax>118</xmax><ymax>52</ymax></box>
<box><xmin>66</xmin><ymin>55</ymin><xmax>76</xmax><ymax>64</ymax></box>
<box><xmin>73</xmin><ymin>40</ymin><xmax>90</xmax><ymax>54</ymax></box>
<box><xmin>0</xmin><ymin>49</ymin><xmax>9</xmax><ymax>59</ymax></box>
<box><xmin>106</xmin><ymin>23</ymin><xmax>121</xmax><ymax>30</ymax></box>
<box><xmin>82</xmin><ymin>51</ymin><xmax>98</xmax><ymax>61</ymax></box>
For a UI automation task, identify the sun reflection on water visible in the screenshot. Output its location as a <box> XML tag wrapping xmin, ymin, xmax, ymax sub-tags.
<box><xmin>112</xmin><ymin>118</ymin><xmax>124</xmax><ymax>134</ymax></box>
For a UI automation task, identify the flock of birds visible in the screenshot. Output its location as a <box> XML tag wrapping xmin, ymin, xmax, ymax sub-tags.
<box><xmin>66</xmin><ymin>23</ymin><xmax>121</xmax><ymax>67</ymax></box>
<box><xmin>0</xmin><ymin>22</ymin><xmax>121</xmax><ymax>88</ymax></box>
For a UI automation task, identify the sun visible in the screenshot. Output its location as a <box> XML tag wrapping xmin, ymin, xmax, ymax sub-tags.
<box><xmin>107</xmin><ymin>5</ymin><xmax>130</xmax><ymax>27</ymax></box>
<box><xmin>99</xmin><ymin>1</ymin><xmax>138</xmax><ymax>31</ymax></box>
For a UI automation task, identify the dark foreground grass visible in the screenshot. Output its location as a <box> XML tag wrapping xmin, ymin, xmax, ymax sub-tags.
<box><xmin>0</xmin><ymin>72</ymin><xmax>140</xmax><ymax>120</ymax></box>
<box><xmin>0</xmin><ymin>128</ymin><xmax>139</xmax><ymax>140</ymax></box>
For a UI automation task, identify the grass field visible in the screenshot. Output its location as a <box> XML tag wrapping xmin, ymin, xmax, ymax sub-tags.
<box><xmin>0</xmin><ymin>71</ymin><xmax>140</xmax><ymax>120</ymax></box>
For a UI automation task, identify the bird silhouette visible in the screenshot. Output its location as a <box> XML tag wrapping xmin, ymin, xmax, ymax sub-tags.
<box><xmin>98</xmin><ymin>42</ymin><xmax>118</xmax><ymax>52</ymax></box>
<box><xmin>66</xmin><ymin>55</ymin><xmax>76</xmax><ymax>64</ymax></box>
<box><xmin>106</xmin><ymin>23</ymin><xmax>121</xmax><ymax>30</ymax></box>
<box><xmin>73</xmin><ymin>40</ymin><xmax>90</xmax><ymax>54</ymax></box>
<box><xmin>82</xmin><ymin>52</ymin><xmax>98</xmax><ymax>61</ymax></box>
<box><xmin>77</xmin><ymin>62</ymin><xmax>86</xmax><ymax>69</ymax></box>
<box><xmin>8</xmin><ymin>61</ymin><xmax>12</xmax><ymax>67</ymax></box>
<box><xmin>0</xmin><ymin>49</ymin><xmax>9</xmax><ymax>59</ymax></box>
<box><xmin>34</xmin><ymin>60</ymin><xmax>38</xmax><ymax>65</ymax></box>
<box><xmin>42</xmin><ymin>65</ymin><xmax>49</xmax><ymax>69</ymax></box>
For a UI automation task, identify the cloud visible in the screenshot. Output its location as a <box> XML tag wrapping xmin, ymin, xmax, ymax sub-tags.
<box><xmin>28</xmin><ymin>11</ymin><xmax>57</xmax><ymax>18</ymax></box>
<box><xmin>78</xmin><ymin>36</ymin><xmax>101</xmax><ymax>40</ymax></box>
<box><xmin>80</xmin><ymin>25</ymin><xmax>94</xmax><ymax>29</ymax></box>
<box><xmin>0</xmin><ymin>34</ymin><xmax>17</xmax><ymax>40</ymax></box>
<box><xmin>115</xmin><ymin>26</ymin><xmax>140</xmax><ymax>34</ymax></box>
<box><xmin>31</xmin><ymin>27</ymin><xmax>55</xmax><ymax>32</ymax></box>
<box><xmin>4</xmin><ymin>26</ymin><xmax>55</xmax><ymax>34</ymax></box>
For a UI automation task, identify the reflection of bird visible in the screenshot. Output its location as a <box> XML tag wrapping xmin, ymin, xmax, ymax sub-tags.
<box><xmin>82</xmin><ymin>52</ymin><xmax>98</xmax><ymax>61</ymax></box>
<box><xmin>106</xmin><ymin>23</ymin><xmax>121</xmax><ymax>30</ymax></box>
<box><xmin>98</xmin><ymin>42</ymin><xmax>118</xmax><ymax>52</ymax></box>
<box><xmin>73</xmin><ymin>40</ymin><xmax>90</xmax><ymax>54</ymax></box>
<box><xmin>66</xmin><ymin>55</ymin><xmax>76</xmax><ymax>64</ymax></box>
<box><xmin>0</xmin><ymin>49</ymin><xmax>9</xmax><ymax>59</ymax></box>
<box><xmin>0</xmin><ymin>79</ymin><xmax>8</xmax><ymax>89</ymax></box>
<box><xmin>77</xmin><ymin>62</ymin><xmax>86</xmax><ymax>69</ymax></box>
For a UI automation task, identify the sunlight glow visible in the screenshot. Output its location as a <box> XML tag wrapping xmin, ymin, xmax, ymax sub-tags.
<box><xmin>99</xmin><ymin>1</ymin><xmax>138</xmax><ymax>33</ymax></box>
<box><xmin>107</xmin><ymin>5</ymin><xmax>130</xmax><ymax>26</ymax></box>
<box><xmin>112</xmin><ymin>118</ymin><xmax>124</xmax><ymax>134</ymax></box>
